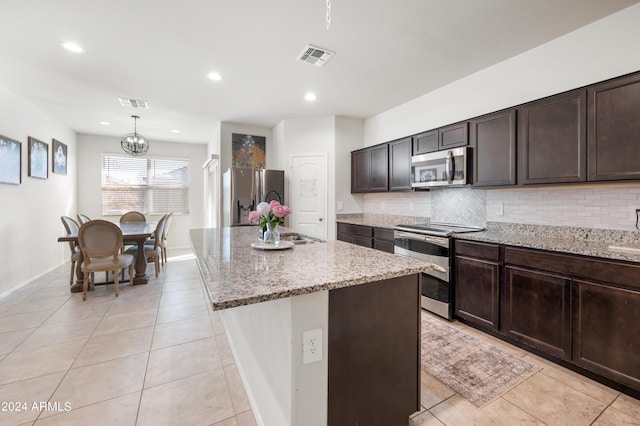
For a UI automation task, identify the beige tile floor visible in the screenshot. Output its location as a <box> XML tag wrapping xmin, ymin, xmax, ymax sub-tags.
<box><xmin>0</xmin><ymin>250</ymin><xmax>256</xmax><ymax>426</ymax></box>
<box><xmin>2</xmin><ymin>251</ymin><xmax>639</xmax><ymax>426</ymax></box>
<box><xmin>411</xmin><ymin>314</ymin><xmax>640</xmax><ymax>426</ymax></box>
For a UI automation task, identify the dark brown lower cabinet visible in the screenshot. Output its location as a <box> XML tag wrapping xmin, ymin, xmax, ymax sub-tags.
<box><xmin>373</xmin><ymin>227</ymin><xmax>395</xmax><ymax>253</ymax></box>
<box><xmin>573</xmin><ymin>280</ymin><xmax>640</xmax><ymax>390</ymax></box>
<box><xmin>337</xmin><ymin>223</ymin><xmax>396</xmax><ymax>253</ymax></box>
<box><xmin>504</xmin><ymin>266</ymin><xmax>572</xmax><ymax>360</ymax></box>
<box><xmin>337</xmin><ymin>223</ymin><xmax>373</xmax><ymax>248</ymax></box>
<box><xmin>454</xmin><ymin>241</ymin><xmax>500</xmax><ymax>331</ymax></box>
<box><xmin>455</xmin><ymin>242</ymin><xmax>640</xmax><ymax>396</ymax></box>
<box><xmin>328</xmin><ymin>274</ymin><xmax>420</xmax><ymax>425</ymax></box>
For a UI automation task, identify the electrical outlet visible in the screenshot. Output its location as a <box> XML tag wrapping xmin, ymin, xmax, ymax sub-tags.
<box><xmin>337</xmin><ymin>201</ymin><xmax>344</xmax><ymax>211</ymax></box>
<box><xmin>303</xmin><ymin>329</ymin><xmax>322</xmax><ymax>365</ymax></box>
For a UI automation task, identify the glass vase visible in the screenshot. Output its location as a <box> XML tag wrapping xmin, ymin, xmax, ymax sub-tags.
<box><xmin>263</xmin><ymin>222</ymin><xmax>280</xmax><ymax>244</ymax></box>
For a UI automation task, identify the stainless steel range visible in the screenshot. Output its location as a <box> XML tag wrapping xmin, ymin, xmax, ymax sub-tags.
<box><xmin>394</xmin><ymin>222</ymin><xmax>484</xmax><ymax>319</ymax></box>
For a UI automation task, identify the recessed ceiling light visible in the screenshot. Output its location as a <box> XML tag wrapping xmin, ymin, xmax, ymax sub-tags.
<box><xmin>171</xmin><ymin>129</ymin><xmax>180</xmax><ymax>134</ymax></box>
<box><xmin>62</xmin><ymin>42</ymin><xmax>83</xmax><ymax>53</ymax></box>
<box><xmin>304</xmin><ymin>92</ymin><xmax>317</xmax><ymax>101</ymax></box>
<box><xmin>207</xmin><ymin>72</ymin><xmax>222</xmax><ymax>81</ymax></box>
<box><xmin>99</xmin><ymin>121</ymin><xmax>111</xmax><ymax>126</ymax></box>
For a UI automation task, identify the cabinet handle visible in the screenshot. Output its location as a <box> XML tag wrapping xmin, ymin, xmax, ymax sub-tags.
<box><xmin>446</xmin><ymin>151</ymin><xmax>454</xmax><ymax>184</ymax></box>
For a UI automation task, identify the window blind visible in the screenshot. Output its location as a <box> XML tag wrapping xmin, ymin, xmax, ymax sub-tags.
<box><xmin>101</xmin><ymin>154</ymin><xmax>189</xmax><ymax>215</ymax></box>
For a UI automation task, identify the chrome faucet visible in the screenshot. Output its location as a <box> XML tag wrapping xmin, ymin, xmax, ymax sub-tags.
<box><xmin>264</xmin><ymin>190</ymin><xmax>282</xmax><ymax>204</ymax></box>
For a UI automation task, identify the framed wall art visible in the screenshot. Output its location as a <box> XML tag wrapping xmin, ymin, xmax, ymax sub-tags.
<box><xmin>232</xmin><ymin>133</ymin><xmax>266</xmax><ymax>168</ymax></box>
<box><xmin>28</xmin><ymin>136</ymin><xmax>48</xmax><ymax>179</ymax></box>
<box><xmin>52</xmin><ymin>138</ymin><xmax>67</xmax><ymax>175</ymax></box>
<box><xmin>0</xmin><ymin>134</ymin><xmax>22</xmax><ymax>185</ymax></box>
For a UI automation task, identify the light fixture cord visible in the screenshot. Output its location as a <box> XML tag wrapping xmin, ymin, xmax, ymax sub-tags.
<box><xmin>326</xmin><ymin>0</ymin><xmax>332</xmax><ymax>30</ymax></box>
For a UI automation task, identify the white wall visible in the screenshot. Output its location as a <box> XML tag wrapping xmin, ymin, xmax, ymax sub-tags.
<box><xmin>364</xmin><ymin>4</ymin><xmax>640</xmax><ymax>146</ymax></box>
<box><xmin>361</xmin><ymin>4</ymin><xmax>640</xmax><ymax>232</ymax></box>
<box><xmin>335</xmin><ymin>117</ymin><xmax>365</xmax><ymax>215</ymax></box>
<box><xmin>220</xmin><ymin>291</ymin><xmax>328</xmax><ymax>426</ymax></box>
<box><xmin>273</xmin><ymin>116</ymin><xmax>365</xmax><ymax>239</ymax></box>
<box><xmin>77</xmin><ymin>134</ymin><xmax>207</xmax><ymax>249</ymax></box>
<box><xmin>0</xmin><ymin>83</ymin><xmax>77</xmax><ymax>296</ymax></box>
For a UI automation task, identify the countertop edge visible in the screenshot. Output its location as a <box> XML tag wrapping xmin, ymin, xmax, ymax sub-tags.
<box><xmin>454</xmin><ymin>232</ymin><xmax>640</xmax><ymax>264</ymax></box>
<box><xmin>205</xmin><ymin>266</ymin><xmax>430</xmax><ymax>310</ymax></box>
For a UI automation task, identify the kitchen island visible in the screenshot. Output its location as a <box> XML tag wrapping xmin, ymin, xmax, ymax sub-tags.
<box><xmin>189</xmin><ymin>227</ymin><xmax>433</xmax><ymax>426</ymax></box>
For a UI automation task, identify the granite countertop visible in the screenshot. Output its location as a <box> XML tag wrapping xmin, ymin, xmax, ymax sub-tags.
<box><xmin>454</xmin><ymin>222</ymin><xmax>640</xmax><ymax>264</ymax></box>
<box><xmin>336</xmin><ymin>213</ymin><xmax>429</xmax><ymax>229</ymax></box>
<box><xmin>189</xmin><ymin>226</ymin><xmax>433</xmax><ymax>310</ymax></box>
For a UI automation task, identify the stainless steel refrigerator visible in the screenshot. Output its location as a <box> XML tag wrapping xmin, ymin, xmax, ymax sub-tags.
<box><xmin>222</xmin><ymin>167</ymin><xmax>285</xmax><ymax>227</ymax></box>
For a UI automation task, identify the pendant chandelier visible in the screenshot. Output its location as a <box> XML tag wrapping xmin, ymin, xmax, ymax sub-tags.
<box><xmin>121</xmin><ymin>115</ymin><xmax>149</xmax><ymax>156</ymax></box>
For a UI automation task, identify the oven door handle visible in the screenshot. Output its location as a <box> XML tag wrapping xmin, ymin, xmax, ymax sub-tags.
<box><xmin>394</xmin><ymin>231</ymin><xmax>449</xmax><ymax>247</ymax></box>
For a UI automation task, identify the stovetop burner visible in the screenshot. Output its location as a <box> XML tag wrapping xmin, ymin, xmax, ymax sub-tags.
<box><xmin>394</xmin><ymin>222</ymin><xmax>484</xmax><ymax>237</ymax></box>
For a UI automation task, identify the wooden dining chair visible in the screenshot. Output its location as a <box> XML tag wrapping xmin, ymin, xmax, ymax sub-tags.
<box><xmin>119</xmin><ymin>211</ymin><xmax>146</xmax><ymax>223</ymax></box>
<box><xmin>60</xmin><ymin>216</ymin><xmax>81</xmax><ymax>286</ymax></box>
<box><xmin>145</xmin><ymin>212</ymin><xmax>173</xmax><ymax>266</ymax></box>
<box><xmin>126</xmin><ymin>214</ymin><xmax>167</xmax><ymax>278</ymax></box>
<box><xmin>119</xmin><ymin>211</ymin><xmax>147</xmax><ymax>255</ymax></box>
<box><xmin>77</xmin><ymin>213</ymin><xmax>91</xmax><ymax>225</ymax></box>
<box><xmin>161</xmin><ymin>212</ymin><xmax>173</xmax><ymax>265</ymax></box>
<box><xmin>78</xmin><ymin>220</ymin><xmax>134</xmax><ymax>301</ymax></box>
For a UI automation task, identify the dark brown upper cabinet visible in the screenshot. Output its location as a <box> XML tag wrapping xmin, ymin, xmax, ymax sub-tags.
<box><xmin>351</xmin><ymin>149</ymin><xmax>370</xmax><ymax>193</ymax></box>
<box><xmin>388</xmin><ymin>137</ymin><xmax>412</xmax><ymax>191</ymax></box>
<box><xmin>412</xmin><ymin>130</ymin><xmax>438</xmax><ymax>155</ymax></box>
<box><xmin>439</xmin><ymin>121</ymin><xmax>468</xmax><ymax>150</ymax></box>
<box><xmin>588</xmin><ymin>72</ymin><xmax>640</xmax><ymax>181</ymax></box>
<box><xmin>351</xmin><ymin>144</ymin><xmax>388</xmax><ymax>193</ymax></box>
<box><xmin>470</xmin><ymin>109</ymin><xmax>517</xmax><ymax>187</ymax></box>
<box><xmin>369</xmin><ymin>144</ymin><xmax>389</xmax><ymax>191</ymax></box>
<box><xmin>518</xmin><ymin>89</ymin><xmax>587</xmax><ymax>185</ymax></box>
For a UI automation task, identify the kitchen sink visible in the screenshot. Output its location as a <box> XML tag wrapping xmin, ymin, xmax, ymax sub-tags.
<box><xmin>280</xmin><ymin>233</ymin><xmax>324</xmax><ymax>245</ymax></box>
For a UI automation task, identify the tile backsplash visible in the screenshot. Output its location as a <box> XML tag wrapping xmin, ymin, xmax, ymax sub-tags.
<box><xmin>363</xmin><ymin>183</ymin><xmax>640</xmax><ymax>232</ymax></box>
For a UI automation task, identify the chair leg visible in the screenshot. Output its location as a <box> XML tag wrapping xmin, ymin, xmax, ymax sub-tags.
<box><xmin>82</xmin><ymin>272</ymin><xmax>88</xmax><ymax>301</ymax></box>
<box><xmin>114</xmin><ymin>269</ymin><xmax>119</xmax><ymax>297</ymax></box>
<box><xmin>155</xmin><ymin>258</ymin><xmax>159</xmax><ymax>278</ymax></box>
<box><xmin>129</xmin><ymin>264</ymin><xmax>134</xmax><ymax>287</ymax></box>
<box><xmin>69</xmin><ymin>260</ymin><xmax>75</xmax><ymax>286</ymax></box>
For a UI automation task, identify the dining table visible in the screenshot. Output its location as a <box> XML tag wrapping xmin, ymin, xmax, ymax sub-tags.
<box><xmin>58</xmin><ymin>221</ymin><xmax>156</xmax><ymax>293</ymax></box>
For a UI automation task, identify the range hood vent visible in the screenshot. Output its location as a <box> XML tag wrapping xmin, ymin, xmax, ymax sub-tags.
<box><xmin>118</xmin><ymin>97</ymin><xmax>149</xmax><ymax>109</ymax></box>
<box><xmin>297</xmin><ymin>44</ymin><xmax>334</xmax><ymax>67</ymax></box>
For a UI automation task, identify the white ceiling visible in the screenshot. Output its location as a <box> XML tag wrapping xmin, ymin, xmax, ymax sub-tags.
<box><xmin>0</xmin><ymin>0</ymin><xmax>637</xmax><ymax>144</ymax></box>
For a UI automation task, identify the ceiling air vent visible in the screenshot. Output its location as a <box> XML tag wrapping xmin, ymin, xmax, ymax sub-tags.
<box><xmin>118</xmin><ymin>97</ymin><xmax>149</xmax><ymax>109</ymax></box>
<box><xmin>297</xmin><ymin>44</ymin><xmax>335</xmax><ymax>67</ymax></box>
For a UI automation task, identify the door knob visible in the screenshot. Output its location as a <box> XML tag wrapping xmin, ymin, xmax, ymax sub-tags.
<box><xmin>319</xmin><ymin>218</ymin><xmax>323</xmax><ymax>222</ymax></box>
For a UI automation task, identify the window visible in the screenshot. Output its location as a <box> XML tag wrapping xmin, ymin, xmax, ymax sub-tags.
<box><xmin>101</xmin><ymin>154</ymin><xmax>189</xmax><ymax>215</ymax></box>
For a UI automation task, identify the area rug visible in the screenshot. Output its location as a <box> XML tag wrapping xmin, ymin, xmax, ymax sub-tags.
<box><xmin>421</xmin><ymin>312</ymin><xmax>541</xmax><ymax>407</ymax></box>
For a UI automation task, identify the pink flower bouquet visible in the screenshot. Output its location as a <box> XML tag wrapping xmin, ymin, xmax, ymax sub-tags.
<box><xmin>249</xmin><ymin>200</ymin><xmax>291</xmax><ymax>228</ymax></box>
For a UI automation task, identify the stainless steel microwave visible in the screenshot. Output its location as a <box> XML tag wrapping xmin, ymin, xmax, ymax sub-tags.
<box><xmin>411</xmin><ymin>147</ymin><xmax>468</xmax><ymax>188</ymax></box>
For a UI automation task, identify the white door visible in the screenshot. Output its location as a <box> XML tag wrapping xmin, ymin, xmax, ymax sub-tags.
<box><xmin>290</xmin><ymin>153</ymin><xmax>327</xmax><ymax>240</ymax></box>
